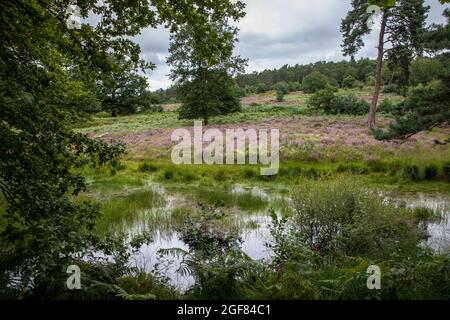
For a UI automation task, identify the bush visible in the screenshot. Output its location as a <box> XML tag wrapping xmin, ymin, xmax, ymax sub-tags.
<box><xmin>377</xmin><ymin>98</ymin><xmax>400</xmax><ymax>114</ymax></box>
<box><xmin>287</xmin><ymin>82</ymin><xmax>301</xmax><ymax>92</ymax></box>
<box><xmin>410</xmin><ymin>57</ymin><xmax>443</xmax><ymax>85</ymax></box>
<box><xmin>273</xmin><ymin>82</ymin><xmax>289</xmax><ymax>94</ymax></box>
<box><xmin>342</xmin><ymin>75</ymin><xmax>357</xmax><ymax>88</ymax></box>
<box><xmin>138</xmin><ymin>162</ymin><xmax>159</xmax><ymax>172</ymax></box>
<box><xmin>402</xmin><ymin>165</ymin><xmax>421</xmax><ymax>181</ymax></box>
<box><xmin>256</xmin><ymin>82</ymin><xmax>269</xmax><ymax>94</ymax></box>
<box><xmin>373</xmin><ymin>79</ymin><xmax>450</xmax><ymax>140</ymax></box>
<box><xmin>276</xmin><ymin>89</ymin><xmax>285</xmax><ymax>102</ymax></box>
<box><xmin>334</xmin><ymin>95</ymin><xmax>369</xmax><ymax>115</ymax></box>
<box><xmin>443</xmin><ymin>163</ymin><xmax>450</xmax><ymax>181</ymax></box>
<box><xmin>288</xmin><ymin>179</ymin><xmax>419</xmax><ymax>258</ymax></box>
<box><xmin>307</xmin><ymin>87</ymin><xmax>338</xmax><ymax>113</ymax></box>
<box><xmin>302</xmin><ymin>71</ymin><xmax>330</xmax><ymax>93</ymax></box>
<box><xmin>366</xmin><ymin>75</ymin><xmax>375</xmax><ymax>86</ymax></box>
<box><xmin>382</xmin><ymin>83</ymin><xmax>401</xmax><ymax>94</ymax></box>
<box><xmin>308</xmin><ymin>89</ymin><xmax>369</xmax><ymax>115</ymax></box>
<box><xmin>163</xmin><ymin>169</ymin><xmax>174</xmax><ymax>180</ymax></box>
<box><xmin>425</xmin><ymin>164</ymin><xmax>439</xmax><ymax>180</ymax></box>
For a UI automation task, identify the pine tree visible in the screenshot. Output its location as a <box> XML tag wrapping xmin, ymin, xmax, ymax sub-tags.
<box><xmin>341</xmin><ymin>0</ymin><xmax>429</xmax><ymax>127</ymax></box>
<box><xmin>373</xmin><ymin>8</ymin><xmax>450</xmax><ymax>140</ymax></box>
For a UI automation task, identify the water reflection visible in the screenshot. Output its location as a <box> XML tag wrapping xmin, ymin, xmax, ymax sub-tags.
<box><xmin>117</xmin><ymin>184</ymin><xmax>450</xmax><ymax>290</ymax></box>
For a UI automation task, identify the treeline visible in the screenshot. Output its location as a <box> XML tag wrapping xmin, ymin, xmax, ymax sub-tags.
<box><xmin>156</xmin><ymin>59</ymin><xmax>377</xmax><ymax>102</ymax></box>
<box><xmin>156</xmin><ymin>54</ymin><xmax>447</xmax><ymax>102</ymax></box>
<box><xmin>235</xmin><ymin>59</ymin><xmax>376</xmax><ymax>93</ymax></box>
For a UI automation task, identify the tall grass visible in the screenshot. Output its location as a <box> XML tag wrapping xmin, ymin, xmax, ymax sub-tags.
<box><xmin>96</xmin><ymin>189</ymin><xmax>166</xmax><ymax>234</ymax></box>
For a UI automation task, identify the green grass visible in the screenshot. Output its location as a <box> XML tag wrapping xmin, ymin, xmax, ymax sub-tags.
<box><xmin>72</xmin><ymin>88</ymin><xmax>449</xmax><ymax>239</ymax></box>
<box><xmin>187</xmin><ymin>187</ymin><xmax>269</xmax><ymax>211</ymax></box>
<box><xmin>96</xmin><ymin>188</ymin><xmax>166</xmax><ymax>234</ymax></box>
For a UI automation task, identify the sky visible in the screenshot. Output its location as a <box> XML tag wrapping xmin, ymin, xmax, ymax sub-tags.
<box><xmin>134</xmin><ymin>0</ymin><xmax>449</xmax><ymax>90</ymax></box>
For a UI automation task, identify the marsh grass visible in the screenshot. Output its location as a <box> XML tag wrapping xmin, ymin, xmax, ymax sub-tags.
<box><xmin>188</xmin><ymin>187</ymin><xmax>269</xmax><ymax>211</ymax></box>
<box><xmin>411</xmin><ymin>207</ymin><xmax>446</xmax><ymax>223</ymax></box>
<box><xmin>96</xmin><ymin>189</ymin><xmax>166</xmax><ymax>233</ymax></box>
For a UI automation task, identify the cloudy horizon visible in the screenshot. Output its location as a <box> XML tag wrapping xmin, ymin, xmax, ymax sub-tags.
<box><xmin>136</xmin><ymin>0</ymin><xmax>449</xmax><ymax>90</ymax></box>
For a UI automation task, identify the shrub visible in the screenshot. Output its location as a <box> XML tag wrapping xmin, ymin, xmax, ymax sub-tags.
<box><xmin>366</xmin><ymin>75</ymin><xmax>375</xmax><ymax>86</ymax></box>
<box><xmin>342</xmin><ymin>75</ymin><xmax>357</xmax><ymax>88</ymax></box>
<box><xmin>402</xmin><ymin>165</ymin><xmax>421</xmax><ymax>181</ymax></box>
<box><xmin>287</xmin><ymin>82</ymin><xmax>301</xmax><ymax>92</ymax></box>
<box><xmin>243</xmin><ymin>168</ymin><xmax>257</xmax><ymax>179</ymax></box>
<box><xmin>373</xmin><ymin>80</ymin><xmax>450</xmax><ymax>140</ymax></box>
<box><xmin>308</xmin><ymin>89</ymin><xmax>369</xmax><ymax>115</ymax></box>
<box><xmin>307</xmin><ymin>87</ymin><xmax>338</xmax><ymax>113</ymax></box>
<box><xmin>288</xmin><ymin>179</ymin><xmax>419</xmax><ymax>258</ymax></box>
<box><xmin>214</xmin><ymin>170</ymin><xmax>227</xmax><ymax>181</ymax></box>
<box><xmin>256</xmin><ymin>82</ymin><xmax>269</xmax><ymax>94</ymax></box>
<box><xmin>273</xmin><ymin>82</ymin><xmax>289</xmax><ymax>94</ymax></box>
<box><xmin>276</xmin><ymin>89</ymin><xmax>285</xmax><ymax>102</ymax></box>
<box><xmin>302</xmin><ymin>71</ymin><xmax>330</xmax><ymax>93</ymax></box>
<box><xmin>382</xmin><ymin>83</ymin><xmax>401</xmax><ymax>94</ymax></box>
<box><xmin>333</xmin><ymin>95</ymin><xmax>369</xmax><ymax>115</ymax></box>
<box><xmin>163</xmin><ymin>169</ymin><xmax>174</xmax><ymax>180</ymax></box>
<box><xmin>424</xmin><ymin>164</ymin><xmax>438</xmax><ymax>180</ymax></box>
<box><xmin>443</xmin><ymin>163</ymin><xmax>450</xmax><ymax>181</ymax></box>
<box><xmin>410</xmin><ymin>57</ymin><xmax>443</xmax><ymax>85</ymax></box>
<box><xmin>138</xmin><ymin>162</ymin><xmax>159</xmax><ymax>172</ymax></box>
<box><xmin>377</xmin><ymin>98</ymin><xmax>399</xmax><ymax>114</ymax></box>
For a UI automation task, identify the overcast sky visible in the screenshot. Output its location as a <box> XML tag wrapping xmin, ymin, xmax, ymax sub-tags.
<box><xmin>135</xmin><ymin>0</ymin><xmax>449</xmax><ymax>90</ymax></box>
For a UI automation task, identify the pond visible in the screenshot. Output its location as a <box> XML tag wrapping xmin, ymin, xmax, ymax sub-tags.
<box><xmin>109</xmin><ymin>184</ymin><xmax>450</xmax><ymax>291</ymax></box>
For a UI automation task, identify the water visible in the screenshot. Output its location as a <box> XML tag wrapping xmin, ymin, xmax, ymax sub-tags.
<box><xmin>387</xmin><ymin>192</ymin><xmax>450</xmax><ymax>253</ymax></box>
<box><xmin>116</xmin><ymin>184</ymin><xmax>450</xmax><ymax>290</ymax></box>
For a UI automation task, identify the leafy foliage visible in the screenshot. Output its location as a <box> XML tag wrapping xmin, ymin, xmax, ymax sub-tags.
<box><xmin>302</xmin><ymin>71</ymin><xmax>330</xmax><ymax>94</ymax></box>
<box><xmin>0</xmin><ymin>0</ymin><xmax>249</xmax><ymax>298</ymax></box>
<box><xmin>167</xmin><ymin>10</ymin><xmax>246</xmax><ymax>125</ymax></box>
<box><xmin>308</xmin><ymin>88</ymin><xmax>370</xmax><ymax>115</ymax></box>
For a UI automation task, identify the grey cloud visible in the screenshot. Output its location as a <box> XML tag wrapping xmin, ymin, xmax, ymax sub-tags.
<box><xmin>130</xmin><ymin>0</ymin><xmax>449</xmax><ymax>89</ymax></box>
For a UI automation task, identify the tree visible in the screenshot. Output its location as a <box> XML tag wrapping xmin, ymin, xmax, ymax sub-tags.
<box><xmin>97</xmin><ymin>56</ymin><xmax>158</xmax><ymax>116</ymax></box>
<box><xmin>276</xmin><ymin>88</ymin><xmax>285</xmax><ymax>102</ymax></box>
<box><xmin>341</xmin><ymin>0</ymin><xmax>429</xmax><ymax>127</ymax></box>
<box><xmin>373</xmin><ymin>8</ymin><xmax>450</xmax><ymax>140</ymax></box>
<box><xmin>410</xmin><ymin>57</ymin><xmax>443</xmax><ymax>85</ymax></box>
<box><xmin>0</xmin><ymin>0</ymin><xmax>247</xmax><ymax>297</ymax></box>
<box><xmin>256</xmin><ymin>82</ymin><xmax>269</xmax><ymax>94</ymax></box>
<box><xmin>167</xmin><ymin>9</ymin><xmax>247</xmax><ymax>125</ymax></box>
<box><xmin>273</xmin><ymin>82</ymin><xmax>289</xmax><ymax>94</ymax></box>
<box><xmin>302</xmin><ymin>71</ymin><xmax>330</xmax><ymax>93</ymax></box>
<box><xmin>342</xmin><ymin>75</ymin><xmax>357</xmax><ymax>88</ymax></box>
<box><xmin>177</xmin><ymin>69</ymin><xmax>241</xmax><ymax>124</ymax></box>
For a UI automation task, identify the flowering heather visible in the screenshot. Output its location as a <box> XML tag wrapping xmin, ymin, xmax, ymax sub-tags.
<box><xmin>88</xmin><ymin>114</ymin><xmax>449</xmax><ymax>162</ymax></box>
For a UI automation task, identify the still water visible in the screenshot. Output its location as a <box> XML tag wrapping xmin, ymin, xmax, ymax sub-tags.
<box><xmin>116</xmin><ymin>184</ymin><xmax>450</xmax><ymax>291</ymax></box>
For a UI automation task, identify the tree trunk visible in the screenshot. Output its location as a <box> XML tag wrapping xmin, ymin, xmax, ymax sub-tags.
<box><xmin>368</xmin><ymin>12</ymin><xmax>388</xmax><ymax>128</ymax></box>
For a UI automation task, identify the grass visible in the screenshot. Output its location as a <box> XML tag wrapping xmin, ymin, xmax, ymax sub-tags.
<box><xmin>96</xmin><ymin>188</ymin><xmax>166</xmax><ymax>234</ymax></box>
<box><xmin>77</xmin><ymin>105</ymin><xmax>304</xmax><ymax>137</ymax></box>
<box><xmin>69</xmin><ymin>88</ymin><xmax>450</xmax><ymax>245</ymax></box>
<box><xmin>187</xmin><ymin>186</ymin><xmax>269</xmax><ymax>211</ymax></box>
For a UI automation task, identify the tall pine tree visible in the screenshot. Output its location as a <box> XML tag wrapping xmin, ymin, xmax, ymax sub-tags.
<box><xmin>341</xmin><ymin>0</ymin><xmax>429</xmax><ymax>127</ymax></box>
<box><xmin>373</xmin><ymin>7</ymin><xmax>450</xmax><ymax>140</ymax></box>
